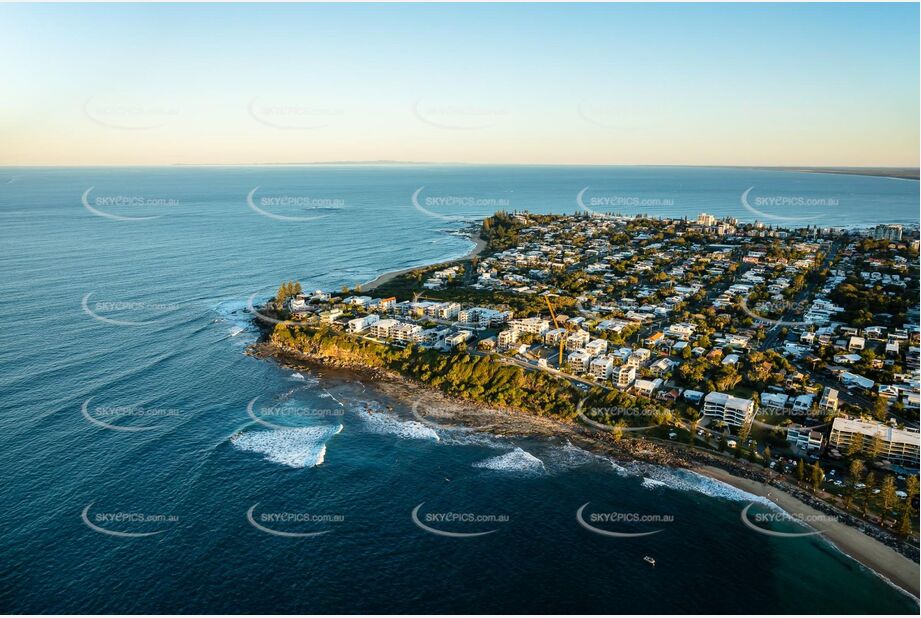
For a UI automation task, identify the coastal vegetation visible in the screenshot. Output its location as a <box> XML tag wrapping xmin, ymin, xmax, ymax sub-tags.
<box><xmin>270</xmin><ymin>323</ymin><xmax>582</xmax><ymax>418</ymax></box>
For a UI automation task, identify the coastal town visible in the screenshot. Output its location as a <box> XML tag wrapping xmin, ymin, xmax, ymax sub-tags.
<box><xmin>263</xmin><ymin>211</ymin><xmax>920</xmax><ymax>544</ymax></box>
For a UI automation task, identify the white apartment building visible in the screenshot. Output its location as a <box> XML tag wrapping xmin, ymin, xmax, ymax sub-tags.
<box><xmin>498</xmin><ymin>329</ymin><xmax>518</xmax><ymax>350</ymax></box>
<box><xmin>565</xmin><ymin>330</ymin><xmax>591</xmax><ymax>351</ymax></box>
<box><xmin>508</xmin><ymin>317</ymin><xmax>550</xmax><ymax>336</ymax></box>
<box><xmin>459</xmin><ymin>307</ymin><xmax>511</xmax><ymax>327</ymax></box>
<box><xmin>697</xmin><ymin>212</ymin><xmax>716</xmax><ymax>226</ymax></box>
<box><xmin>425</xmin><ymin>302</ymin><xmax>461</xmax><ymax>320</ymax></box>
<box><xmin>589</xmin><ymin>355</ymin><xmax>614</xmax><ymax>380</ymax></box>
<box><xmin>872</xmin><ymin>224</ymin><xmax>903</xmax><ymax>241</ymax></box>
<box><xmin>370</xmin><ymin>319</ymin><xmax>398</xmax><ymax>339</ymax></box>
<box><xmin>567</xmin><ymin>350</ymin><xmax>593</xmax><ymax>373</ymax></box>
<box><xmin>392</xmin><ymin>322</ymin><xmax>423</xmax><ymax>343</ymax></box>
<box><xmin>585</xmin><ymin>338</ymin><xmax>608</xmax><ymax>356</ymax></box>
<box><xmin>614</xmin><ymin>365</ymin><xmax>636</xmax><ymax>389</ymax></box>
<box><xmin>829</xmin><ymin>418</ymin><xmax>920</xmax><ymax>466</ymax></box>
<box><xmin>703</xmin><ymin>392</ymin><xmax>756</xmax><ymax>428</ymax></box>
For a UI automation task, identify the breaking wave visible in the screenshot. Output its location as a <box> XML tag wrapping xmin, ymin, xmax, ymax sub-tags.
<box><xmin>472</xmin><ymin>448</ymin><xmax>545</xmax><ymax>474</ymax></box>
<box><xmin>212</xmin><ymin>299</ymin><xmax>259</xmax><ymax>343</ymax></box>
<box><xmin>356</xmin><ymin>405</ymin><xmax>440</xmax><ymax>441</ymax></box>
<box><xmin>544</xmin><ymin>441</ymin><xmax>612</xmax><ymax>471</ymax></box>
<box><xmin>636</xmin><ymin>467</ymin><xmax>775</xmax><ymax>506</ymax></box>
<box><xmin>231</xmin><ymin>424</ymin><xmax>343</xmax><ymax>468</ymax></box>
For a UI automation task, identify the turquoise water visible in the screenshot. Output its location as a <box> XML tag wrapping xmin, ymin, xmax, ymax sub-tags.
<box><xmin>0</xmin><ymin>166</ymin><xmax>917</xmax><ymax>613</ymax></box>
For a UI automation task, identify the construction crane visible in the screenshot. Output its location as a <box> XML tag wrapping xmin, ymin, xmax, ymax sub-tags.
<box><xmin>544</xmin><ymin>294</ymin><xmax>567</xmax><ymax>369</ymax></box>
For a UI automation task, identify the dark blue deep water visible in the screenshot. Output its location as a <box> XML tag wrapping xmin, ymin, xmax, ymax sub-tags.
<box><xmin>0</xmin><ymin>166</ymin><xmax>918</xmax><ymax>613</ymax></box>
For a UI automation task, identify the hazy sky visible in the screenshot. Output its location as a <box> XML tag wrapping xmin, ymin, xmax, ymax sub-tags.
<box><xmin>1</xmin><ymin>3</ymin><xmax>918</xmax><ymax>166</ymax></box>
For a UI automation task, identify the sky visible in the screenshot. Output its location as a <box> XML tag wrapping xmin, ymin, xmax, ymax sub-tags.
<box><xmin>1</xmin><ymin>3</ymin><xmax>918</xmax><ymax>167</ymax></box>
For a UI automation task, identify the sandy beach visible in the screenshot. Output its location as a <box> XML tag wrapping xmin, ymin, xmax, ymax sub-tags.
<box><xmin>362</xmin><ymin>231</ymin><xmax>487</xmax><ymax>292</ymax></box>
<box><xmin>698</xmin><ymin>465</ymin><xmax>920</xmax><ymax>600</ymax></box>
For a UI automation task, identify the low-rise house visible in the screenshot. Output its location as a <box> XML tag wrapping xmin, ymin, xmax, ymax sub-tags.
<box><xmin>792</xmin><ymin>394</ymin><xmax>815</xmax><ymax>414</ymax></box>
<box><xmin>348</xmin><ymin>314</ymin><xmax>380</xmax><ymax>333</ymax></box>
<box><xmin>633</xmin><ymin>378</ymin><xmax>663</xmax><ymax>397</ymax></box>
<box><xmin>760</xmin><ymin>392</ymin><xmax>789</xmax><ymax>411</ymax></box>
<box><xmin>649</xmin><ymin>357</ymin><xmax>677</xmax><ymax>376</ymax></box>
<box><xmin>819</xmin><ymin>386</ymin><xmax>838</xmax><ymax>415</ymax></box>
<box><xmin>444</xmin><ymin>330</ymin><xmax>473</xmax><ymax>349</ymax></box>
<box><xmin>786</xmin><ymin>424</ymin><xmax>824</xmax><ymax>454</ymax></box>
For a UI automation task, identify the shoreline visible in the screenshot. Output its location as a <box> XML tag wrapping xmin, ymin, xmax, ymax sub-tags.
<box><xmin>362</xmin><ymin>228</ymin><xmax>487</xmax><ymax>293</ymax></box>
<box><xmin>697</xmin><ymin>465</ymin><xmax>920</xmax><ymax>600</ymax></box>
<box><xmin>248</xmin><ymin>340</ymin><xmax>920</xmax><ymax>602</ymax></box>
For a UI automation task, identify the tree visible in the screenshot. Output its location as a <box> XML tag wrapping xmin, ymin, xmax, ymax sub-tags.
<box><xmin>881</xmin><ymin>475</ymin><xmax>897</xmax><ymax>512</ymax></box>
<box><xmin>738</xmin><ymin>422</ymin><xmax>751</xmax><ymax>443</ymax></box>
<box><xmin>611</xmin><ymin>419</ymin><xmax>626</xmax><ymax>442</ymax></box>
<box><xmin>898</xmin><ymin>508</ymin><xmax>913</xmax><ymax>538</ymax></box>
<box><xmin>845</xmin><ymin>459</ymin><xmax>864</xmax><ymax>510</ymax></box>
<box><xmin>906</xmin><ymin>475</ymin><xmax>919</xmax><ymax>503</ymax></box>
<box><xmin>868</xmin><ymin>432</ymin><xmax>883</xmax><ymax>460</ymax></box>
<box><xmin>796</xmin><ymin>458</ymin><xmax>805</xmax><ymax>482</ymax></box>
<box><xmin>863</xmin><ymin>471</ymin><xmax>877</xmax><ymax>516</ymax></box>
<box><xmin>810</xmin><ymin>461</ymin><xmax>824</xmax><ymax>493</ymax></box>
<box><xmin>762</xmin><ymin>446</ymin><xmax>772</xmax><ymax>468</ymax></box>
<box><xmin>872</xmin><ymin>396</ymin><xmax>889</xmax><ymax>422</ymax></box>
<box><xmin>848</xmin><ymin>458</ymin><xmax>864</xmax><ymax>484</ymax></box>
<box><xmin>845</xmin><ymin>434</ymin><xmax>863</xmax><ymax>458</ymax></box>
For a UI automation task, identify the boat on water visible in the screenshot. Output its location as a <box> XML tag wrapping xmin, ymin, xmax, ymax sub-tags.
<box><xmin>643</xmin><ymin>556</ymin><xmax>655</xmax><ymax>567</ymax></box>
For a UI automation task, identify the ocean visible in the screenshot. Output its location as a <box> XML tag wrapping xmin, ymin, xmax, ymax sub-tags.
<box><xmin>0</xmin><ymin>165</ymin><xmax>917</xmax><ymax>613</ymax></box>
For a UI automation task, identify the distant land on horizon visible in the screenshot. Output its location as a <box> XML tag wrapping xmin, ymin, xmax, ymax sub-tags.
<box><xmin>170</xmin><ymin>162</ymin><xmax>920</xmax><ymax>180</ymax></box>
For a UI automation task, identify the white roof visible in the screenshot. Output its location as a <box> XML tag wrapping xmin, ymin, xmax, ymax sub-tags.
<box><xmin>832</xmin><ymin>417</ymin><xmax>920</xmax><ymax>447</ymax></box>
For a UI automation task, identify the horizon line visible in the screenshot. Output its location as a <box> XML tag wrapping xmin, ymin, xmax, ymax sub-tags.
<box><xmin>2</xmin><ymin>162</ymin><xmax>919</xmax><ymax>171</ymax></box>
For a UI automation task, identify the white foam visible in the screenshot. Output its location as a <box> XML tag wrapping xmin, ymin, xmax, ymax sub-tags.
<box><xmin>357</xmin><ymin>407</ymin><xmax>440</xmax><ymax>441</ymax></box>
<box><xmin>231</xmin><ymin>424</ymin><xmax>343</xmax><ymax>468</ymax></box>
<box><xmin>637</xmin><ymin>467</ymin><xmax>776</xmax><ymax>506</ymax></box>
<box><xmin>545</xmin><ymin>441</ymin><xmax>613</xmax><ymax>471</ymax></box>
<box><xmin>439</xmin><ymin>432</ymin><xmax>507</xmax><ymax>449</ymax></box>
<box><xmin>212</xmin><ymin>299</ymin><xmax>259</xmax><ymax>343</ymax></box>
<box><xmin>290</xmin><ymin>372</ymin><xmax>306</xmax><ymax>381</ymax></box>
<box><xmin>608</xmin><ymin>460</ymin><xmax>632</xmax><ymax>477</ymax></box>
<box><xmin>472</xmin><ymin>448</ymin><xmax>545</xmax><ymax>474</ymax></box>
